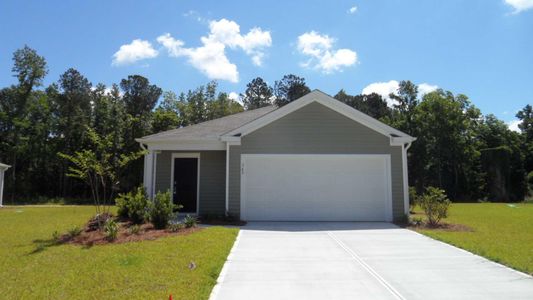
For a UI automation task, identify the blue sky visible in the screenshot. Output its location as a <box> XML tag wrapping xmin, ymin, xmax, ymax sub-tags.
<box><xmin>1</xmin><ymin>0</ymin><xmax>532</xmax><ymax>128</ymax></box>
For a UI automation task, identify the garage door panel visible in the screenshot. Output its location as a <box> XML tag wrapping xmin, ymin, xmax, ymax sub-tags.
<box><xmin>241</xmin><ymin>155</ymin><xmax>392</xmax><ymax>221</ymax></box>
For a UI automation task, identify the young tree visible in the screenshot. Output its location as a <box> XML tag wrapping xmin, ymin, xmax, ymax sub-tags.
<box><xmin>241</xmin><ymin>77</ymin><xmax>273</xmax><ymax>110</ymax></box>
<box><xmin>59</xmin><ymin>128</ymin><xmax>145</xmax><ymax>226</ymax></box>
<box><xmin>273</xmin><ymin>74</ymin><xmax>311</xmax><ymax>107</ymax></box>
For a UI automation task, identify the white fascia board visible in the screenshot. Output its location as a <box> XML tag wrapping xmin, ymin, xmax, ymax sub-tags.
<box><xmin>221</xmin><ymin>90</ymin><xmax>415</xmax><ymax>142</ymax></box>
<box><xmin>145</xmin><ymin>139</ymin><xmax>225</xmax><ymax>151</ymax></box>
<box><xmin>220</xmin><ymin>136</ymin><xmax>241</xmax><ymax>143</ymax></box>
<box><xmin>390</xmin><ymin>136</ymin><xmax>417</xmax><ymax>146</ymax></box>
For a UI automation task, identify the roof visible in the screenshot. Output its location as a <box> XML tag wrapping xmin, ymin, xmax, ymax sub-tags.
<box><xmin>137</xmin><ymin>105</ymin><xmax>277</xmax><ymax>143</ymax></box>
<box><xmin>137</xmin><ymin>90</ymin><xmax>415</xmax><ymax>146</ymax></box>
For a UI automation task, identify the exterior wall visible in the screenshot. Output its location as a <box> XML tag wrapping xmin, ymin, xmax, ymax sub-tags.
<box><xmin>154</xmin><ymin>150</ymin><xmax>226</xmax><ymax>215</ymax></box>
<box><xmin>227</xmin><ymin>102</ymin><xmax>406</xmax><ymax>220</ymax></box>
<box><xmin>228</xmin><ymin>145</ymin><xmax>242</xmax><ymax>217</ymax></box>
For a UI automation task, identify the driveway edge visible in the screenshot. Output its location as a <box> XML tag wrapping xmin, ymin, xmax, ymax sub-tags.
<box><xmin>209</xmin><ymin>229</ymin><xmax>243</xmax><ymax>300</ymax></box>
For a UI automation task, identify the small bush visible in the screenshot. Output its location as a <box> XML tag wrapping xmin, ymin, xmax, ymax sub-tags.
<box><xmin>168</xmin><ymin>222</ymin><xmax>185</xmax><ymax>232</ymax></box>
<box><xmin>67</xmin><ymin>226</ymin><xmax>82</xmax><ymax>238</ymax></box>
<box><xmin>116</xmin><ymin>187</ymin><xmax>149</xmax><ymax>224</ymax></box>
<box><xmin>104</xmin><ymin>219</ymin><xmax>119</xmax><ymax>241</ymax></box>
<box><xmin>183</xmin><ymin>215</ymin><xmax>198</xmax><ymax>228</ymax></box>
<box><xmin>418</xmin><ymin>187</ymin><xmax>451</xmax><ymax>226</ymax></box>
<box><xmin>129</xmin><ymin>224</ymin><xmax>141</xmax><ymax>235</ymax></box>
<box><xmin>149</xmin><ymin>191</ymin><xmax>175</xmax><ymax>229</ymax></box>
<box><xmin>410</xmin><ymin>216</ymin><xmax>424</xmax><ymax>226</ymax></box>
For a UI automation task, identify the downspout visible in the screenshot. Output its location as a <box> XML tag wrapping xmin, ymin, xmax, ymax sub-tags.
<box><xmin>225</xmin><ymin>142</ymin><xmax>230</xmax><ymax>216</ymax></box>
<box><xmin>402</xmin><ymin>141</ymin><xmax>413</xmax><ymax>217</ymax></box>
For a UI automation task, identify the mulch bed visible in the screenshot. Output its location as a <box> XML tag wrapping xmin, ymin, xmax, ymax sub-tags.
<box><xmin>61</xmin><ymin>222</ymin><xmax>202</xmax><ymax>246</ymax></box>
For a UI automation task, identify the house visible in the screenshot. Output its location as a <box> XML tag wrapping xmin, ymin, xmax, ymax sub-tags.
<box><xmin>136</xmin><ymin>90</ymin><xmax>416</xmax><ymax>222</ymax></box>
<box><xmin>0</xmin><ymin>163</ymin><xmax>10</xmax><ymax>207</ymax></box>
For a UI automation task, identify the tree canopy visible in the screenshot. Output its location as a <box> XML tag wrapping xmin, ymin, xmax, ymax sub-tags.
<box><xmin>0</xmin><ymin>46</ymin><xmax>531</xmax><ymax>203</ymax></box>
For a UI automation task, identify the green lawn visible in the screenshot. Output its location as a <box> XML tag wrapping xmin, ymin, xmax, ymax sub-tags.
<box><xmin>413</xmin><ymin>203</ymin><xmax>533</xmax><ymax>275</ymax></box>
<box><xmin>0</xmin><ymin>206</ymin><xmax>238</xmax><ymax>300</ymax></box>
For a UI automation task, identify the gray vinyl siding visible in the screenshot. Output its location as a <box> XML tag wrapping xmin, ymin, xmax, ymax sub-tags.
<box><xmin>228</xmin><ymin>102</ymin><xmax>406</xmax><ymax>220</ymax></box>
<box><xmin>154</xmin><ymin>150</ymin><xmax>226</xmax><ymax>215</ymax></box>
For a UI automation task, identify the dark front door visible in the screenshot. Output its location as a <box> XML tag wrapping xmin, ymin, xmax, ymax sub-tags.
<box><xmin>173</xmin><ymin>157</ymin><xmax>198</xmax><ymax>213</ymax></box>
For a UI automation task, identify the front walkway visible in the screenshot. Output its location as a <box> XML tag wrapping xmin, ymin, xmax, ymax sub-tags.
<box><xmin>210</xmin><ymin>222</ymin><xmax>533</xmax><ymax>300</ymax></box>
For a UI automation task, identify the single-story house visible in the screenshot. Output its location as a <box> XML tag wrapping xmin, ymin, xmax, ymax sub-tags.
<box><xmin>0</xmin><ymin>163</ymin><xmax>10</xmax><ymax>207</ymax></box>
<box><xmin>136</xmin><ymin>90</ymin><xmax>416</xmax><ymax>222</ymax></box>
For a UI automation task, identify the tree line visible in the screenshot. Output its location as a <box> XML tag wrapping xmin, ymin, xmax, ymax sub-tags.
<box><xmin>1</xmin><ymin>46</ymin><xmax>532</xmax><ymax>203</ymax></box>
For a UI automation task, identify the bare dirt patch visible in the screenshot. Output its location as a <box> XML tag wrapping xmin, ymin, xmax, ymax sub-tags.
<box><xmin>60</xmin><ymin>222</ymin><xmax>202</xmax><ymax>246</ymax></box>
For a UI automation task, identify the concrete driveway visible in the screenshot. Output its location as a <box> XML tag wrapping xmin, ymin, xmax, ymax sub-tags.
<box><xmin>210</xmin><ymin>222</ymin><xmax>533</xmax><ymax>300</ymax></box>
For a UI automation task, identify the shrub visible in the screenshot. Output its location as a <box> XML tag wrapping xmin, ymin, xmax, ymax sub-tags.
<box><xmin>183</xmin><ymin>215</ymin><xmax>198</xmax><ymax>228</ymax></box>
<box><xmin>67</xmin><ymin>226</ymin><xmax>82</xmax><ymax>238</ymax></box>
<box><xmin>418</xmin><ymin>187</ymin><xmax>451</xmax><ymax>226</ymax></box>
<box><xmin>129</xmin><ymin>224</ymin><xmax>141</xmax><ymax>235</ymax></box>
<box><xmin>104</xmin><ymin>219</ymin><xmax>119</xmax><ymax>241</ymax></box>
<box><xmin>168</xmin><ymin>222</ymin><xmax>185</xmax><ymax>232</ymax></box>
<box><xmin>149</xmin><ymin>191</ymin><xmax>175</xmax><ymax>229</ymax></box>
<box><xmin>409</xmin><ymin>187</ymin><xmax>419</xmax><ymax>212</ymax></box>
<box><xmin>410</xmin><ymin>216</ymin><xmax>424</xmax><ymax>226</ymax></box>
<box><xmin>116</xmin><ymin>187</ymin><xmax>149</xmax><ymax>224</ymax></box>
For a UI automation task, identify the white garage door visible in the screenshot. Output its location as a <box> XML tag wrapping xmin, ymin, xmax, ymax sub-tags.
<box><xmin>241</xmin><ymin>154</ymin><xmax>392</xmax><ymax>221</ymax></box>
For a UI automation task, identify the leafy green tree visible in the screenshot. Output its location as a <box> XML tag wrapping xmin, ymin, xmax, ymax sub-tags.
<box><xmin>151</xmin><ymin>91</ymin><xmax>182</xmax><ymax>133</ymax></box>
<box><xmin>274</xmin><ymin>74</ymin><xmax>311</xmax><ymax>107</ymax></box>
<box><xmin>478</xmin><ymin>115</ymin><xmax>527</xmax><ymax>201</ymax></box>
<box><xmin>516</xmin><ymin>105</ymin><xmax>533</xmax><ymax>172</ymax></box>
<box><xmin>53</xmin><ymin>68</ymin><xmax>93</xmax><ymax>196</ymax></box>
<box><xmin>410</xmin><ymin>90</ymin><xmax>483</xmax><ymax>200</ymax></box>
<box><xmin>120</xmin><ymin>75</ymin><xmax>162</xmax><ymax>143</ymax></box>
<box><xmin>389</xmin><ymin>80</ymin><xmax>419</xmax><ymax>134</ymax></box>
<box><xmin>1</xmin><ymin>46</ymin><xmax>48</xmax><ymax>201</ymax></box>
<box><xmin>241</xmin><ymin>77</ymin><xmax>273</xmax><ymax>109</ymax></box>
<box><xmin>334</xmin><ymin>90</ymin><xmax>390</xmax><ymax>120</ymax></box>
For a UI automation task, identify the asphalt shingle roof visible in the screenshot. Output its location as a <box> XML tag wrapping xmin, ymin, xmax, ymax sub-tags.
<box><xmin>139</xmin><ymin>106</ymin><xmax>277</xmax><ymax>142</ymax></box>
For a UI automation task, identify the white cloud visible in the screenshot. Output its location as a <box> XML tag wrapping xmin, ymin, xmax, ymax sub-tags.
<box><xmin>158</xmin><ymin>33</ymin><xmax>238</xmax><ymax>83</ymax></box>
<box><xmin>508</xmin><ymin>120</ymin><xmax>521</xmax><ymax>132</ymax></box>
<box><xmin>228</xmin><ymin>92</ymin><xmax>243</xmax><ymax>105</ymax></box>
<box><xmin>297</xmin><ymin>31</ymin><xmax>357</xmax><ymax>73</ymax></box>
<box><xmin>112</xmin><ymin>39</ymin><xmax>158</xmax><ymax>66</ymax></box>
<box><xmin>418</xmin><ymin>83</ymin><xmax>439</xmax><ymax>96</ymax></box>
<box><xmin>504</xmin><ymin>0</ymin><xmax>533</xmax><ymax>13</ymax></box>
<box><xmin>157</xmin><ymin>19</ymin><xmax>271</xmax><ymax>82</ymax></box>
<box><xmin>362</xmin><ymin>80</ymin><xmax>400</xmax><ymax>107</ymax></box>
<box><xmin>361</xmin><ymin>81</ymin><xmax>439</xmax><ymax>107</ymax></box>
<box><xmin>348</xmin><ymin>6</ymin><xmax>358</xmax><ymax>14</ymax></box>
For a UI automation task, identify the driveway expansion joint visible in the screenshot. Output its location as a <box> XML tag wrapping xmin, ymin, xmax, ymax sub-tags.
<box><xmin>327</xmin><ymin>231</ymin><xmax>406</xmax><ymax>300</ymax></box>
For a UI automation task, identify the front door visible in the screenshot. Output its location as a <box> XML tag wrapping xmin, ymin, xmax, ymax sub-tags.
<box><xmin>173</xmin><ymin>157</ymin><xmax>198</xmax><ymax>213</ymax></box>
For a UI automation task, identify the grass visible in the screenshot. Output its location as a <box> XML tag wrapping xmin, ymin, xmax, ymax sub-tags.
<box><xmin>0</xmin><ymin>205</ymin><xmax>238</xmax><ymax>299</ymax></box>
<box><xmin>413</xmin><ymin>203</ymin><xmax>533</xmax><ymax>275</ymax></box>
